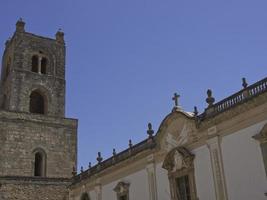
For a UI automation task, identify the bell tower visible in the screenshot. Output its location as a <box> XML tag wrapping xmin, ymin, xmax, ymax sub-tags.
<box><xmin>0</xmin><ymin>18</ymin><xmax>66</xmax><ymax>117</ymax></box>
<box><xmin>0</xmin><ymin>19</ymin><xmax>77</xmax><ymax>200</ymax></box>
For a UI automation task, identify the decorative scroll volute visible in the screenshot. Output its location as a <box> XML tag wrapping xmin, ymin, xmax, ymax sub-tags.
<box><xmin>162</xmin><ymin>147</ymin><xmax>195</xmax><ymax>172</ymax></box>
<box><xmin>253</xmin><ymin>123</ymin><xmax>267</xmax><ymax>143</ymax></box>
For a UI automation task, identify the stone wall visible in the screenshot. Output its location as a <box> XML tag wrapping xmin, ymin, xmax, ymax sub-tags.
<box><xmin>0</xmin><ymin>177</ymin><xmax>70</xmax><ymax>200</ymax></box>
<box><xmin>0</xmin><ymin>110</ymin><xmax>77</xmax><ymax>178</ymax></box>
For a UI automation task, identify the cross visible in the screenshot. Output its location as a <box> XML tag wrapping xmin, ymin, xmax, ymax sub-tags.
<box><xmin>172</xmin><ymin>93</ymin><xmax>180</xmax><ymax>107</ymax></box>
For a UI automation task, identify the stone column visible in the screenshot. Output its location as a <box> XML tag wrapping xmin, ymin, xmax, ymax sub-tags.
<box><xmin>146</xmin><ymin>155</ymin><xmax>158</xmax><ymax>200</ymax></box>
<box><xmin>38</xmin><ymin>56</ymin><xmax>42</xmax><ymax>74</ymax></box>
<box><xmin>207</xmin><ymin>136</ymin><xmax>228</xmax><ymax>200</ymax></box>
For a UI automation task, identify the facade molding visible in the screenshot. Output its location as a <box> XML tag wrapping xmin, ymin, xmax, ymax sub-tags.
<box><xmin>207</xmin><ymin>136</ymin><xmax>228</xmax><ymax>200</ymax></box>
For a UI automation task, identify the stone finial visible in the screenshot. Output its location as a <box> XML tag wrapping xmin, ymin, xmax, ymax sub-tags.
<box><xmin>147</xmin><ymin>123</ymin><xmax>154</xmax><ymax>138</ymax></box>
<box><xmin>16</xmin><ymin>18</ymin><xmax>25</xmax><ymax>32</ymax></box>
<box><xmin>56</xmin><ymin>28</ymin><xmax>65</xmax><ymax>44</ymax></box>
<box><xmin>194</xmin><ymin>106</ymin><xmax>198</xmax><ymax>116</ymax></box>
<box><xmin>88</xmin><ymin>162</ymin><xmax>92</xmax><ymax>169</ymax></box>
<box><xmin>242</xmin><ymin>77</ymin><xmax>248</xmax><ymax>89</ymax></box>
<box><xmin>206</xmin><ymin>89</ymin><xmax>215</xmax><ymax>107</ymax></box>
<box><xmin>113</xmin><ymin>148</ymin><xmax>117</xmax><ymax>156</ymax></box>
<box><xmin>80</xmin><ymin>166</ymin><xmax>84</xmax><ymax>173</ymax></box>
<box><xmin>97</xmin><ymin>152</ymin><xmax>103</xmax><ymax>164</ymax></box>
<box><xmin>72</xmin><ymin>166</ymin><xmax>77</xmax><ymax>176</ymax></box>
<box><xmin>129</xmin><ymin>139</ymin><xmax>133</xmax><ymax>148</ymax></box>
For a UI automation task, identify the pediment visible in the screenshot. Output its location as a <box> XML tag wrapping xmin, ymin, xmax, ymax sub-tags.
<box><xmin>156</xmin><ymin>111</ymin><xmax>197</xmax><ymax>152</ymax></box>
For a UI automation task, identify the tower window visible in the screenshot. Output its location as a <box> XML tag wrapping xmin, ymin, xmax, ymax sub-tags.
<box><xmin>30</xmin><ymin>91</ymin><xmax>46</xmax><ymax>114</ymax></box>
<box><xmin>33</xmin><ymin>150</ymin><xmax>46</xmax><ymax>177</ymax></box>
<box><xmin>41</xmin><ymin>58</ymin><xmax>47</xmax><ymax>74</ymax></box>
<box><xmin>31</xmin><ymin>55</ymin><xmax>38</xmax><ymax>73</ymax></box>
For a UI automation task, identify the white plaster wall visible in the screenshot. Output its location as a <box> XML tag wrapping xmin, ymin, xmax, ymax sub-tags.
<box><xmin>221</xmin><ymin>121</ymin><xmax>267</xmax><ymax>200</ymax></box>
<box><xmin>155</xmin><ymin>162</ymin><xmax>171</xmax><ymax>200</ymax></box>
<box><xmin>101</xmin><ymin>168</ymin><xmax>150</xmax><ymax>200</ymax></box>
<box><xmin>193</xmin><ymin>145</ymin><xmax>216</xmax><ymax>200</ymax></box>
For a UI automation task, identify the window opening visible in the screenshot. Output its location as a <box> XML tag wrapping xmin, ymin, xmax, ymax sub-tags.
<box><xmin>31</xmin><ymin>55</ymin><xmax>38</xmax><ymax>73</ymax></box>
<box><xmin>30</xmin><ymin>91</ymin><xmax>45</xmax><ymax>114</ymax></box>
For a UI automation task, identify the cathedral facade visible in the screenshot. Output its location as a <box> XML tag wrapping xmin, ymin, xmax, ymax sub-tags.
<box><xmin>0</xmin><ymin>20</ymin><xmax>267</xmax><ymax>200</ymax></box>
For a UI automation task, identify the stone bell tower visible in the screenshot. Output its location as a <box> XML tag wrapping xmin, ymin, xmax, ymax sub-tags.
<box><xmin>0</xmin><ymin>18</ymin><xmax>66</xmax><ymax>116</ymax></box>
<box><xmin>0</xmin><ymin>19</ymin><xmax>77</xmax><ymax>200</ymax></box>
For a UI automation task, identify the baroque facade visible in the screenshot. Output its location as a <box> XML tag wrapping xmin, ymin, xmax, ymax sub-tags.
<box><xmin>0</xmin><ymin>20</ymin><xmax>267</xmax><ymax>200</ymax></box>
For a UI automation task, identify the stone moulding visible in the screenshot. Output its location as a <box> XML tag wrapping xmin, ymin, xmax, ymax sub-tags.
<box><xmin>0</xmin><ymin>110</ymin><xmax>77</xmax><ymax>128</ymax></box>
<box><xmin>71</xmin><ymin>138</ymin><xmax>156</xmax><ymax>185</ymax></box>
<box><xmin>0</xmin><ymin>176</ymin><xmax>71</xmax><ymax>185</ymax></box>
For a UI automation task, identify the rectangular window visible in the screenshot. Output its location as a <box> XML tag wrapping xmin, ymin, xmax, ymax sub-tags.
<box><xmin>176</xmin><ymin>175</ymin><xmax>191</xmax><ymax>200</ymax></box>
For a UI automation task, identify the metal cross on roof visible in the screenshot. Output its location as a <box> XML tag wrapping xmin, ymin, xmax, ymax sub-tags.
<box><xmin>172</xmin><ymin>93</ymin><xmax>180</xmax><ymax>107</ymax></box>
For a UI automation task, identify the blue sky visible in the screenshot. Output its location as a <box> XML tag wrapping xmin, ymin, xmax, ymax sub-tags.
<box><xmin>0</xmin><ymin>0</ymin><xmax>267</xmax><ymax>170</ymax></box>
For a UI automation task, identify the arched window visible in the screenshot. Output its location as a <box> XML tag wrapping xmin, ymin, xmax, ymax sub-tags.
<box><xmin>33</xmin><ymin>149</ymin><xmax>46</xmax><ymax>177</ymax></box>
<box><xmin>31</xmin><ymin>55</ymin><xmax>38</xmax><ymax>73</ymax></box>
<box><xmin>80</xmin><ymin>193</ymin><xmax>90</xmax><ymax>200</ymax></box>
<box><xmin>30</xmin><ymin>90</ymin><xmax>46</xmax><ymax>114</ymax></box>
<box><xmin>41</xmin><ymin>57</ymin><xmax>47</xmax><ymax>74</ymax></box>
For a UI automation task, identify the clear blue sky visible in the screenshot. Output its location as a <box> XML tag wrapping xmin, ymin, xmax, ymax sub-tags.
<box><xmin>0</xmin><ymin>0</ymin><xmax>267</xmax><ymax>170</ymax></box>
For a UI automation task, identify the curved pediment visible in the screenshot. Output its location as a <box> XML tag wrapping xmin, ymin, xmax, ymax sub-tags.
<box><xmin>156</xmin><ymin>110</ymin><xmax>197</xmax><ymax>152</ymax></box>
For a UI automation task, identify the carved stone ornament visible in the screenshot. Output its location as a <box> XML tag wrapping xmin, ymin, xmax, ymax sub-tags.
<box><xmin>113</xmin><ymin>181</ymin><xmax>130</xmax><ymax>196</ymax></box>
<box><xmin>253</xmin><ymin>123</ymin><xmax>267</xmax><ymax>143</ymax></box>
<box><xmin>162</xmin><ymin>147</ymin><xmax>195</xmax><ymax>172</ymax></box>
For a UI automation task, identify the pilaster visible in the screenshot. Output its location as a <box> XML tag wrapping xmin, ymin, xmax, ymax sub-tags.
<box><xmin>207</xmin><ymin>136</ymin><xmax>228</xmax><ymax>200</ymax></box>
<box><xmin>146</xmin><ymin>154</ymin><xmax>158</xmax><ymax>200</ymax></box>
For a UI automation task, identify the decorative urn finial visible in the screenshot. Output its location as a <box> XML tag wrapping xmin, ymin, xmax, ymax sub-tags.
<box><xmin>97</xmin><ymin>152</ymin><xmax>103</xmax><ymax>164</ymax></box>
<box><xmin>147</xmin><ymin>123</ymin><xmax>154</xmax><ymax>138</ymax></box>
<box><xmin>129</xmin><ymin>139</ymin><xmax>133</xmax><ymax>148</ymax></box>
<box><xmin>194</xmin><ymin>106</ymin><xmax>198</xmax><ymax>116</ymax></box>
<box><xmin>113</xmin><ymin>148</ymin><xmax>117</xmax><ymax>156</ymax></box>
<box><xmin>206</xmin><ymin>89</ymin><xmax>215</xmax><ymax>107</ymax></box>
<box><xmin>242</xmin><ymin>77</ymin><xmax>248</xmax><ymax>89</ymax></box>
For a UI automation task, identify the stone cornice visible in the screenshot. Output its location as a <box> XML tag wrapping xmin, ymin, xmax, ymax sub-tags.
<box><xmin>0</xmin><ymin>176</ymin><xmax>71</xmax><ymax>186</ymax></box>
<box><xmin>71</xmin><ymin>139</ymin><xmax>156</xmax><ymax>186</ymax></box>
<box><xmin>197</xmin><ymin>77</ymin><xmax>267</xmax><ymax>130</ymax></box>
<box><xmin>0</xmin><ymin>110</ymin><xmax>78</xmax><ymax>129</ymax></box>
